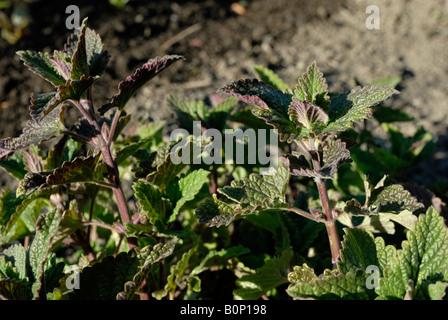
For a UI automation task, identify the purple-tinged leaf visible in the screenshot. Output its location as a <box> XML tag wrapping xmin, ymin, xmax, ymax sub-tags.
<box><xmin>16</xmin><ymin>50</ymin><xmax>66</xmax><ymax>87</ymax></box>
<box><xmin>29</xmin><ymin>92</ymin><xmax>58</xmax><ymax>122</ymax></box>
<box><xmin>16</xmin><ymin>156</ymin><xmax>98</xmax><ymax>196</ymax></box>
<box><xmin>40</xmin><ymin>75</ymin><xmax>97</xmax><ymax>120</ymax></box>
<box><xmin>0</xmin><ymin>105</ymin><xmax>66</xmax><ymax>160</ymax></box>
<box><xmin>99</xmin><ymin>55</ymin><xmax>185</xmax><ymax>114</ymax></box>
<box><xmin>252</xmin><ymin>108</ymin><xmax>311</xmax><ymax>143</ymax></box>
<box><xmin>320</xmin><ymin>138</ymin><xmax>352</xmax><ymax>179</ymax></box>
<box><xmin>218</xmin><ymin>78</ymin><xmax>292</xmax><ymax>116</ymax></box>
<box><xmin>50</xmin><ymin>56</ymin><xmax>71</xmax><ymax>81</ymax></box>
<box><xmin>23</xmin><ymin>148</ymin><xmax>44</xmax><ymax>173</ymax></box>
<box><xmin>288</xmin><ymin>100</ymin><xmax>328</xmax><ymax>129</ymax></box>
<box><xmin>280</xmin><ymin>154</ymin><xmax>320</xmax><ymax>178</ymax></box>
<box><xmin>294</xmin><ymin>62</ymin><xmax>329</xmax><ymax>109</ymax></box>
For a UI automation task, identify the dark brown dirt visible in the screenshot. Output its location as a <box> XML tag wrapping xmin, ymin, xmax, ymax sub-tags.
<box><xmin>1</xmin><ymin>0</ymin><xmax>447</xmax><ymax>199</ymax></box>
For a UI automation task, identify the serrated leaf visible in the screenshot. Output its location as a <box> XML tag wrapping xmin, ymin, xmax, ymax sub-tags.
<box><xmin>133</xmin><ymin>181</ymin><xmax>169</xmax><ymax>225</ymax></box>
<box><xmin>136</xmin><ymin>141</ymin><xmax>189</xmax><ymax>190</ymax></box>
<box><xmin>324</xmin><ymin>85</ymin><xmax>399</xmax><ymax>134</ymax></box>
<box><xmin>117</xmin><ymin>241</ymin><xmax>176</xmax><ymax>300</ymax></box>
<box><xmin>377</xmin><ymin>207</ymin><xmax>448</xmax><ymax>299</ymax></box>
<box><xmin>29</xmin><ymin>208</ymin><xmax>63</xmax><ymax>298</ymax></box>
<box><xmin>67</xmin><ymin>241</ymin><xmax>176</xmax><ymax>300</ymax></box>
<box><xmin>16</xmin><ymin>50</ymin><xmax>66</xmax><ymax>87</ymax></box>
<box><xmin>0</xmin><ymin>244</ymin><xmax>28</xmax><ymax>281</ymax></box>
<box><xmin>70</xmin><ymin>18</ymin><xmax>89</xmax><ymax>80</ymax></box>
<box><xmin>234</xmin><ymin>248</ymin><xmax>293</xmax><ymax>300</ymax></box>
<box><xmin>218</xmin><ymin>78</ymin><xmax>291</xmax><ymax>116</ymax></box>
<box><xmin>16</xmin><ymin>156</ymin><xmax>98</xmax><ymax>196</ymax></box>
<box><xmin>39</xmin><ymin>75</ymin><xmax>97</xmax><ymax>119</ymax></box>
<box><xmin>0</xmin><ymin>104</ymin><xmax>65</xmax><ymax>160</ymax></box>
<box><xmin>195</xmin><ymin>166</ymin><xmax>289</xmax><ymax>227</ymax></box>
<box><xmin>167</xmin><ymin>169</ymin><xmax>210</xmax><ymax>223</ymax></box>
<box><xmin>338</xmin><ymin>228</ymin><xmax>395</xmax><ymax>275</ymax></box>
<box><xmin>0</xmin><ymin>279</ymin><xmax>32</xmax><ymax>300</ymax></box>
<box><xmin>281</xmin><ymin>139</ymin><xmax>351</xmax><ymax>180</ymax></box>
<box><xmin>85</xmin><ymin>26</ymin><xmax>110</xmax><ymax>77</ymax></box>
<box><xmin>287</xmin><ymin>267</ymin><xmax>374</xmax><ymax>300</ymax></box>
<box><xmin>288</xmin><ymin>100</ymin><xmax>328</xmax><ymax>129</ymax></box>
<box><xmin>99</xmin><ymin>55</ymin><xmax>184</xmax><ymax>114</ymax></box>
<box><xmin>254</xmin><ymin>65</ymin><xmax>289</xmax><ymax>91</ymax></box>
<box><xmin>293</xmin><ymin>61</ymin><xmax>329</xmax><ymax>109</ymax></box>
<box><xmin>370</xmin><ymin>180</ymin><xmax>424</xmax><ymax>213</ymax></box>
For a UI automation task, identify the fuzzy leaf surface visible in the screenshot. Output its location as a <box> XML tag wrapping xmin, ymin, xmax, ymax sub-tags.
<box><xmin>195</xmin><ymin>167</ymin><xmax>289</xmax><ymax>227</ymax></box>
<box><xmin>324</xmin><ymin>85</ymin><xmax>399</xmax><ymax>134</ymax></box>
<box><xmin>377</xmin><ymin>207</ymin><xmax>448</xmax><ymax>299</ymax></box>
<box><xmin>100</xmin><ymin>55</ymin><xmax>184</xmax><ymax>114</ymax></box>
<box><xmin>293</xmin><ymin>61</ymin><xmax>329</xmax><ymax>108</ymax></box>
<box><xmin>16</xmin><ymin>50</ymin><xmax>66</xmax><ymax>87</ymax></box>
<box><xmin>166</xmin><ymin>169</ymin><xmax>210</xmax><ymax>223</ymax></box>
<box><xmin>0</xmin><ymin>105</ymin><xmax>65</xmax><ymax>160</ymax></box>
<box><xmin>16</xmin><ymin>156</ymin><xmax>97</xmax><ymax>196</ymax></box>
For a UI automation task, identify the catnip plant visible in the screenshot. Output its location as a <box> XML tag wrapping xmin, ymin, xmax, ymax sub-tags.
<box><xmin>195</xmin><ymin>63</ymin><xmax>448</xmax><ymax>300</ymax></box>
<box><xmin>0</xmin><ymin>17</ymin><xmax>446</xmax><ymax>300</ymax></box>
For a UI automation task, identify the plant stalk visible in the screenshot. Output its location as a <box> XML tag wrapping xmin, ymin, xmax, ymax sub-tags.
<box><xmin>309</xmin><ymin>140</ymin><xmax>341</xmax><ymax>265</ymax></box>
<box><xmin>69</xmin><ymin>99</ymin><xmax>137</xmax><ymax>249</ymax></box>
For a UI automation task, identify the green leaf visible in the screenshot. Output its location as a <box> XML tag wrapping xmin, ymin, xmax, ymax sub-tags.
<box><xmin>136</xmin><ymin>142</ymin><xmax>187</xmax><ymax>189</ymax></box>
<box><xmin>195</xmin><ymin>166</ymin><xmax>290</xmax><ymax>227</ymax></box>
<box><xmin>16</xmin><ymin>50</ymin><xmax>66</xmax><ymax>87</ymax></box>
<box><xmin>191</xmin><ymin>245</ymin><xmax>250</xmax><ymax>276</ymax></box>
<box><xmin>287</xmin><ymin>267</ymin><xmax>374</xmax><ymax>300</ymax></box>
<box><xmin>0</xmin><ymin>151</ymin><xmax>27</xmax><ymax>180</ymax></box>
<box><xmin>254</xmin><ymin>65</ymin><xmax>289</xmax><ymax>91</ymax></box>
<box><xmin>377</xmin><ymin>207</ymin><xmax>448</xmax><ymax>300</ymax></box>
<box><xmin>133</xmin><ymin>181</ymin><xmax>169</xmax><ymax>225</ymax></box>
<box><xmin>0</xmin><ymin>279</ymin><xmax>32</xmax><ymax>300</ymax></box>
<box><xmin>28</xmin><ymin>208</ymin><xmax>63</xmax><ymax>298</ymax></box>
<box><xmin>0</xmin><ymin>244</ymin><xmax>28</xmax><ymax>281</ymax></box>
<box><xmin>281</xmin><ymin>138</ymin><xmax>352</xmax><ymax>180</ymax></box>
<box><xmin>338</xmin><ymin>228</ymin><xmax>395</xmax><ymax>275</ymax></box>
<box><xmin>324</xmin><ymin>85</ymin><xmax>399</xmax><ymax>134</ymax></box>
<box><xmin>70</xmin><ymin>18</ymin><xmax>89</xmax><ymax>80</ymax></box>
<box><xmin>373</xmin><ymin>106</ymin><xmax>414</xmax><ymax>123</ymax></box>
<box><xmin>117</xmin><ymin>241</ymin><xmax>176</xmax><ymax>300</ymax></box>
<box><xmin>293</xmin><ymin>61</ymin><xmax>329</xmax><ymax>109</ymax></box>
<box><xmin>340</xmin><ymin>176</ymin><xmax>424</xmax><ymax>233</ymax></box>
<box><xmin>99</xmin><ymin>55</ymin><xmax>184</xmax><ymax>114</ymax></box>
<box><xmin>68</xmin><ymin>241</ymin><xmax>175</xmax><ymax>300</ymax></box>
<box><xmin>167</xmin><ymin>169</ymin><xmax>210</xmax><ymax>223</ymax></box>
<box><xmin>234</xmin><ymin>248</ymin><xmax>293</xmax><ymax>300</ymax></box>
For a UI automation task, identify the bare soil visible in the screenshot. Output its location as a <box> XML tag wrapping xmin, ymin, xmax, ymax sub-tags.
<box><xmin>1</xmin><ymin>0</ymin><xmax>447</xmax><ymax>198</ymax></box>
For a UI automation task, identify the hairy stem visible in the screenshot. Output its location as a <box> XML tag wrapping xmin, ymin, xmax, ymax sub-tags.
<box><xmin>69</xmin><ymin>99</ymin><xmax>137</xmax><ymax>249</ymax></box>
<box><xmin>309</xmin><ymin>141</ymin><xmax>341</xmax><ymax>265</ymax></box>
